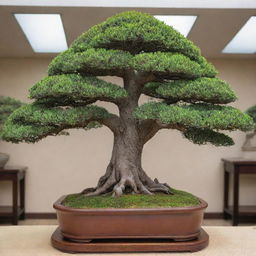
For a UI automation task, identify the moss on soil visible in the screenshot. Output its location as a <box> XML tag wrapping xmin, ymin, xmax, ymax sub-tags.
<box><xmin>62</xmin><ymin>188</ymin><xmax>200</xmax><ymax>209</ymax></box>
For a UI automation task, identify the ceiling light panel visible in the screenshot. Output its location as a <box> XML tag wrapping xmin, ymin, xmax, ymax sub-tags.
<box><xmin>14</xmin><ymin>14</ymin><xmax>68</xmax><ymax>53</ymax></box>
<box><xmin>223</xmin><ymin>16</ymin><xmax>256</xmax><ymax>54</ymax></box>
<box><xmin>154</xmin><ymin>15</ymin><xmax>197</xmax><ymax>37</ymax></box>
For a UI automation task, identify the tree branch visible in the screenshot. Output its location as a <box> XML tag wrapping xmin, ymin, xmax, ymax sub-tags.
<box><xmin>139</xmin><ymin>120</ymin><xmax>159</xmax><ymax>144</ymax></box>
<box><xmin>139</xmin><ymin>119</ymin><xmax>186</xmax><ymax>144</ymax></box>
<box><xmin>102</xmin><ymin>114</ymin><xmax>121</xmax><ymax>133</ymax></box>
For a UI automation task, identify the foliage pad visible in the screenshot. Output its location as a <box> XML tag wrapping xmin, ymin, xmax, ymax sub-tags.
<box><xmin>30</xmin><ymin>74</ymin><xmax>127</xmax><ymax>106</ymax></box>
<box><xmin>134</xmin><ymin>102</ymin><xmax>253</xmax><ymax>146</ymax></box>
<box><xmin>144</xmin><ymin>78</ymin><xmax>237</xmax><ymax>104</ymax></box>
<box><xmin>2</xmin><ymin>104</ymin><xmax>111</xmax><ymax>143</ymax></box>
<box><xmin>71</xmin><ymin>11</ymin><xmax>201</xmax><ymax>60</ymax></box>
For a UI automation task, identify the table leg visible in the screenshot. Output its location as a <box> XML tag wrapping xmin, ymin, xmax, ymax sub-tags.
<box><xmin>223</xmin><ymin>170</ymin><xmax>229</xmax><ymax>219</ymax></box>
<box><xmin>12</xmin><ymin>177</ymin><xmax>18</xmax><ymax>225</ymax></box>
<box><xmin>232</xmin><ymin>170</ymin><xmax>239</xmax><ymax>226</ymax></box>
<box><xmin>20</xmin><ymin>177</ymin><xmax>25</xmax><ymax>220</ymax></box>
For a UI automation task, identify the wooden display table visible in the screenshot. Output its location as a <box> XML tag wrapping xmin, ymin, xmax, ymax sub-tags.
<box><xmin>222</xmin><ymin>158</ymin><xmax>256</xmax><ymax>226</ymax></box>
<box><xmin>0</xmin><ymin>166</ymin><xmax>26</xmax><ymax>225</ymax></box>
<box><xmin>0</xmin><ymin>226</ymin><xmax>255</xmax><ymax>255</ymax></box>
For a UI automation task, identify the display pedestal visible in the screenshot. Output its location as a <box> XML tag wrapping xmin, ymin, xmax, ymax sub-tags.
<box><xmin>51</xmin><ymin>227</ymin><xmax>209</xmax><ymax>253</ymax></box>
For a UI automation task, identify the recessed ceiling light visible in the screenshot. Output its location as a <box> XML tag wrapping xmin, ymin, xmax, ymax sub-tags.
<box><xmin>154</xmin><ymin>15</ymin><xmax>197</xmax><ymax>37</ymax></box>
<box><xmin>222</xmin><ymin>16</ymin><xmax>256</xmax><ymax>54</ymax></box>
<box><xmin>14</xmin><ymin>14</ymin><xmax>68</xmax><ymax>53</ymax></box>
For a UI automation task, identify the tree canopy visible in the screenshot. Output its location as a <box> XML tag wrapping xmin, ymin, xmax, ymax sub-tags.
<box><xmin>1</xmin><ymin>11</ymin><xmax>254</xmax><ymax>146</ymax></box>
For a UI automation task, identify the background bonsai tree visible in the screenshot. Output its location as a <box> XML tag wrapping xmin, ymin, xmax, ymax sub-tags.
<box><xmin>242</xmin><ymin>105</ymin><xmax>256</xmax><ymax>151</ymax></box>
<box><xmin>0</xmin><ymin>96</ymin><xmax>23</xmax><ymax>134</ymax></box>
<box><xmin>245</xmin><ymin>105</ymin><xmax>256</xmax><ymax>125</ymax></box>
<box><xmin>0</xmin><ymin>96</ymin><xmax>23</xmax><ymax>167</ymax></box>
<box><xmin>1</xmin><ymin>11</ymin><xmax>254</xmax><ymax>196</ymax></box>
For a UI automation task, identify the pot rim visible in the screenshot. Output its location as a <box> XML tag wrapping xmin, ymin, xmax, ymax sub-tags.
<box><xmin>53</xmin><ymin>194</ymin><xmax>208</xmax><ymax>214</ymax></box>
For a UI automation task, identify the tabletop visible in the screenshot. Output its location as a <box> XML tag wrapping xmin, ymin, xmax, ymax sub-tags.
<box><xmin>0</xmin><ymin>166</ymin><xmax>27</xmax><ymax>173</ymax></box>
<box><xmin>222</xmin><ymin>158</ymin><xmax>256</xmax><ymax>165</ymax></box>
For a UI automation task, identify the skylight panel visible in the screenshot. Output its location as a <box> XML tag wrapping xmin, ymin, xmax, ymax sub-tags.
<box><xmin>222</xmin><ymin>16</ymin><xmax>256</xmax><ymax>54</ymax></box>
<box><xmin>14</xmin><ymin>14</ymin><xmax>68</xmax><ymax>53</ymax></box>
<box><xmin>154</xmin><ymin>15</ymin><xmax>197</xmax><ymax>37</ymax></box>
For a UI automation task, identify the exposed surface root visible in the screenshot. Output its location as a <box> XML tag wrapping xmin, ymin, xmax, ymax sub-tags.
<box><xmin>81</xmin><ymin>167</ymin><xmax>171</xmax><ymax>197</ymax></box>
<box><xmin>147</xmin><ymin>178</ymin><xmax>173</xmax><ymax>194</ymax></box>
<box><xmin>84</xmin><ymin>169</ymin><xmax>116</xmax><ymax>196</ymax></box>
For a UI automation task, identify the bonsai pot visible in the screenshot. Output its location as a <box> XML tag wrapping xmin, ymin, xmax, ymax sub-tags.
<box><xmin>0</xmin><ymin>153</ymin><xmax>9</xmax><ymax>168</ymax></box>
<box><xmin>54</xmin><ymin>195</ymin><xmax>207</xmax><ymax>242</ymax></box>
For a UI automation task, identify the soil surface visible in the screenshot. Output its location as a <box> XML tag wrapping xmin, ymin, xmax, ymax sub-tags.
<box><xmin>63</xmin><ymin>188</ymin><xmax>200</xmax><ymax>208</ymax></box>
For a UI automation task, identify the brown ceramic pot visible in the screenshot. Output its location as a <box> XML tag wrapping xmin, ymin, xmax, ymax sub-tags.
<box><xmin>54</xmin><ymin>195</ymin><xmax>207</xmax><ymax>242</ymax></box>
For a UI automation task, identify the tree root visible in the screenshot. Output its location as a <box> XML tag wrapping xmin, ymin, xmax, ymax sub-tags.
<box><xmin>84</xmin><ymin>169</ymin><xmax>116</xmax><ymax>196</ymax></box>
<box><xmin>148</xmin><ymin>178</ymin><xmax>174</xmax><ymax>195</ymax></box>
<box><xmin>81</xmin><ymin>168</ymin><xmax>172</xmax><ymax>197</ymax></box>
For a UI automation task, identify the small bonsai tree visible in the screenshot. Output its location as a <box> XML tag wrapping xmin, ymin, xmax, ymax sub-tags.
<box><xmin>246</xmin><ymin>105</ymin><xmax>256</xmax><ymax>125</ymax></box>
<box><xmin>0</xmin><ymin>96</ymin><xmax>23</xmax><ymax>135</ymax></box>
<box><xmin>2</xmin><ymin>12</ymin><xmax>254</xmax><ymax>196</ymax></box>
<box><xmin>0</xmin><ymin>96</ymin><xmax>24</xmax><ymax>166</ymax></box>
<box><xmin>242</xmin><ymin>105</ymin><xmax>256</xmax><ymax>151</ymax></box>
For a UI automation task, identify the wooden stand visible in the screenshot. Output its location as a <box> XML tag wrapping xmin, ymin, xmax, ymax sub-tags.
<box><xmin>51</xmin><ymin>227</ymin><xmax>209</xmax><ymax>253</ymax></box>
<box><xmin>0</xmin><ymin>166</ymin><xmax>26</xmax><ymax>225</ymax></box>
<box><xmin>222</xmin><ymin>158</ymin><xmax>256</xmax><ymax>226</ymax></box>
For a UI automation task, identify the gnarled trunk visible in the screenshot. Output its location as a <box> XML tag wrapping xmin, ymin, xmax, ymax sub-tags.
<box><xmin>82</xmin><ymin>72</ymin><xmax>171</xmax><ymax>197</ymax></box>
<box><xmin>82</xmin><ymin>132</ymin><xmax>171</xmax><ymax>197</ymax></box>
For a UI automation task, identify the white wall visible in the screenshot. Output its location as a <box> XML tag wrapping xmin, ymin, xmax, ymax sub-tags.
<box><xmin>0</xmin><ymin>57</ymin><xmax>256</xmax><ymax>213</ymax></box>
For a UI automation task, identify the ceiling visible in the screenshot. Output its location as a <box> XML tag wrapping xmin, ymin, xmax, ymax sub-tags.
<box><xmin>0</xmin><ymin>5</ymin><xmax>256</xmax><ymax>59</ymax></box>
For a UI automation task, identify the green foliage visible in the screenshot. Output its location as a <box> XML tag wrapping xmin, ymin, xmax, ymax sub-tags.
<box><xmin>0</xmin><ymin>106</ymin><xmax>19</xmax><ymax>123</ymax></box>
<box><xmin>63</xmin><ymin>188</ymin><xmax>200</xmax><ymax>208</ymax></box>
<box><xmin>48</xmin><ymin>48</ymin><xmax>132</xmax><ymax>76</ymax></box>
<box><xmin>131</xmin><ymin>52</ymin><xmax>217</xmax><ymax>79</ymax></box>
<box><xmin>2</xmin><ymin>119</ymin><xmax>104</xmax><ymax>144</ymax></box>
<box><xmin>49</xmin><ymin>12</ymin><xmax>215</xmax><ymax>78</ymax></box>
<box><xmin>184</xmin><ymin>128</ymin><xmax>234</xmax><ymax>146</ymax></box>
<box><xmin>134</xmin><ymin>102</ymin><xmax>254</xmax><ymax>131</ymax></box>
<box><xmin>71</xmin><ymin>11</ymin><xmax>201</xmax><ymax>61</ymax></box>
<box><xmin>30</xmin><ymin>74</ymin><xmax>128</xmax><ymax>106</ymax></box>
<box><xmin>9</xmin><ymin>104</ymin><xmax>111</xmax><ymax>126</ymax></box>
<box><xmin>2</xmin><ymin>120</ymin><xmax>55</xmax><ymax>143</ymax></box>
<box><xmin>144</xmin><ymin>78</ymin><xmax>237</xmax><ymax>104</ymax></box>
<box><xmin>0</xmin><ymin>96</ymin><xmax>23</xmax><ymax>134</ymax></box>
<box><xmin>246</xmin><ymin>105</ymin><xmax>256</xmax><ymax>124</ymax></box>
<box><xmin>1</xmin><ymin>104</ymin><xmax>112</xmax><ymax>143</ymax></box>
<box><xmin>49</xmin><ymin>48</ymin><xmax>215</xmax><ymax>79</ymax></box>
<box><xmin>0</xmin><ymin>96</ymin><xmax>23</xmax><ymax>107</ymax></box>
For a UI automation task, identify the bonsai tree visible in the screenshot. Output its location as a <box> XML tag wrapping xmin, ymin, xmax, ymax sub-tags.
<box><xmin>1</xmin><ymin>11</ymin><xmax>254</xmax><ymax>196</ymax></box>
<box><xmin>246</xmin><ymin>105</ymin><xmax>256</xmax><ymax>125</ymax></box>
<box><xmin>0</xmin><ymin>96</ymin><xmax>23</xmax><ymax>135</ymax></box>
<box><xmin>242</xmin><ymin>105</ymin><xmax>256</xmax><ymax>151</ymax></box>
<box><xmin>0</xmin><ymin>96</ymin><xmax>24</xmax><ymax>167</ymax></box>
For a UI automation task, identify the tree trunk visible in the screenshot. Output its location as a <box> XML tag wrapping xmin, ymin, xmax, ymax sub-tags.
<box><xmin>82</xmin><ymin>72</ymin><xmax>171</xmax><ymax>197</ymax></box>
<box><xmin>82</xmin><ymin>132</ymin><xmax>171</xmax><ymax>197</ymax></box>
